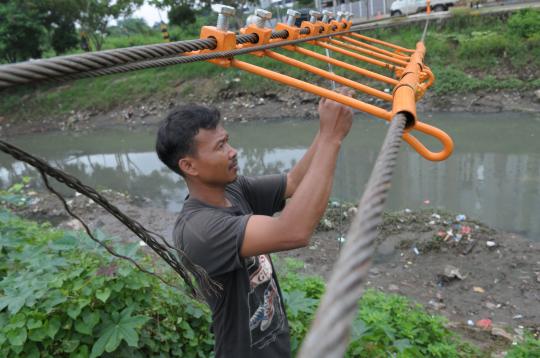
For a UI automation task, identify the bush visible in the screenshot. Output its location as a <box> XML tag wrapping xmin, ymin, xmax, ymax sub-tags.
<box><xmin>0</xmin><ymin>210</ymin><xmax>214</xmax><ymax>357</ymax></box>
<box><xmin>508</xmin><ymin>9</ymin><xmax>540</xmax><ymax>39</ymax></box>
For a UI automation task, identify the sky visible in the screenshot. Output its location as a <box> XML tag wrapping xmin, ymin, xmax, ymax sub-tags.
<box><xmin>132</xmin><ymin>3</ymin><xmax>168</xmax><ymax>26</ymax></box>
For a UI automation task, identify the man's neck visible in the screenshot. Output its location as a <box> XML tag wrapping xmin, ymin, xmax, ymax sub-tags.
<box><xmin>186</xmin><ymin>182</ymin><xmax>231</xmax><ymax>208</ymax></box>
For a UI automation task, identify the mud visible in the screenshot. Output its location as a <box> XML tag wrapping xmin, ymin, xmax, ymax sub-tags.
<box><xmin>10</xmin><ymin>189</ymin><xmax>540</xmax><ymax>354</ymax></box>
<box><xmin>1</xmin><ymin>84</ymin><xmax>539</xmax><ymax>137</ymax></box>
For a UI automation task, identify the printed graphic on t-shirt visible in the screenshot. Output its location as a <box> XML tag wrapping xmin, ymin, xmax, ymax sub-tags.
<box><xmin>246</xmin><ymin>255</ymin><xmax>285</xmax><ymax>349</ymax></box>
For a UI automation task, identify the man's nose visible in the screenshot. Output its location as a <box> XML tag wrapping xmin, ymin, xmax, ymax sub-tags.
<box><xmin>228</xmin><ymin>145</ymin><xmax>237</xmax><ymax>159</ymax></box>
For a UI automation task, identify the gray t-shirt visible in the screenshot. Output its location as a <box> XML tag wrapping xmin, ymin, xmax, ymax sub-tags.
<box><xmin>174</xmin><ymin>174</ymin><xmax>291</xmax><ymax>358</ymax></box>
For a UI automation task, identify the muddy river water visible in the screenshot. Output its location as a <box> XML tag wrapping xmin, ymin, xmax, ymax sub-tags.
<box><xmin>2</xmin><ymin>112</ymin><xmax>539</xmax><ymax>241</ymax></box>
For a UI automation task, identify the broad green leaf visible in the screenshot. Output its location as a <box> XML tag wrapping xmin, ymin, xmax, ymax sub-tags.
<box><xmin>104</xmin><ymin>326</ymin><xmax>122</xmax><ymax>352</ymax></box>
<box><xmin>0</xmin><ymin>295</ymin><xmax>26</xmax><ymax>314</ymax></box>
<box><xmin>26</xmin><ymin>318</ymin><xmax>42</xmax><ymax>329</ymax></box>
<box><xmin>394</xmin><ymin>338</ymin><xmax>412</xmax><ymax>353</ymax></box>
<box><xmin>28</xmin><ymin>326</ymin><xmax>47</xmax><ymax>342</ymax></box>
<box><xmin>96</xmin><ymin>288</ymin><xmax>111</xmax><ymax>303</ymax></box>
<box><xmin>62</xmin><ymin>339</ymin><xmax>80</xmax><ymax>353</ymax></box>
<box><xmin>7</xmin><ymin>327</ymin><xmax>27</xmax><ymax>346</ymax></box>
<box><xmin>47</xmin><ymin>317</ymin><xmax>61</xmax><ymax>339</ymax></box>
<box><xmin>75</xmin><ymin>321</ymin><xmax>93</xmax><ymax>336</ymax></box>
<box><xmin>67</xmin><ymin>305</ymin><xmax>82</xmax><ymax>320</ymax></box>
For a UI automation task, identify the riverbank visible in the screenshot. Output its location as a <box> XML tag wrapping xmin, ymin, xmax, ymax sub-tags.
<box><xmin>1</xmin><ymin>84</ymin><xmax>539</xmax><ymax>137</ymax></box>
<box><xmin>8</xmin><ymin>187</ymin><xmax>539</xmax><ymax>355</ymax></box>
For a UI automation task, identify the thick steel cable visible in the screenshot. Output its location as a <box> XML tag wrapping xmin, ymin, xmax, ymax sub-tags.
<box><xmin>0</xmin><ymin>139</ymin><xmax>220</xmax><ymax>300</ymax></box>
<box><xmin>0</xmin><ymin>25</ymin><xmax>359</xmax><ymax>89</ymax></box>
<box><xmin>298</xmin><ymin>113</ymin><xmax>407</xmax><ymax>358</ymax></box>
<box><xmin>298</xmin><ymin>19</ymin><xmax>430</xmax><ymax>357</ymax></box>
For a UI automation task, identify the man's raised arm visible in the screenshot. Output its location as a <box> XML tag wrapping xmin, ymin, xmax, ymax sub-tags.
<box><xmin>241</xmin><ymin>98</ymin><xmax>353</xmax><ymax>257</ymax></box>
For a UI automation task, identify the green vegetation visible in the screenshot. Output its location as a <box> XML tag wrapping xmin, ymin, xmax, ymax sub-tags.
<box><xmin>0</xmin><ymin>182</ymin><xmax>539</xmax><ymax>357</ymax></box>
<box><xmin>1</xmin><ymin>9</ymin><xmax>540</xmax><ymax>121</ymax></box>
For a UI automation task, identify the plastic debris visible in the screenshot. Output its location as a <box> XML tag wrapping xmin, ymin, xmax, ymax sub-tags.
<box><xmin>429</xmin><ymin>220</ymin><xmax>436</xmax><ymax>225</ymax></box>
<box><xmin>456</xmin><ymin>214</ymin><xmax>467</xmax><ymax>222</ymax></box>
<box><xmin>443</xmin><ymin>265</ymin><xmax>464</xmax><ymax>280</ymax></box>
<box><xmin>473</xmin><ymin>286</ymin><xmax>485</xmax><ymax>293</ymax></box>
<box><xmin>337</xmin><ymin>236</ymin><xmax>346</xmax><ymax>243</ymax></box>
<box><xmin>423</xmin><ymin>199</ymin><xmax>430</xmax><ymax>205</ymax></box>
<box><xmin>461</xmin><ymin>225</ymin><xmax>472</xmax><ymax>235</ymax></box>
<box><xmin>404</xmin><ymin>208</ymin><xmax>412</xmax><ymax>213</ymax></box>
<box><xmin>486</xmin><ymin>241</ymin><xmax>497</xmax><ymax>247</ymax></box>
<box><xmin>431</xmin><ymin>213</ymin><xmax>441</xmax><ymax>220</ymax></box>
<box><xmin>467</xmin><ymin>320</ymin><xmax>474</xmax><ymax>326</ymax></box>
<box><xmin>413</xmin><ymin>247</ymin><xmax>420</xmax><ymax>255</ymax></box>
<box><xmin>453</xmin><ymin>233</ymin><xmax>463</xmax><ymax>242</ymax></box>
<box><xmin>428</xmin><ymin>299</ymin><xmax>446</xmax><ymax>310</ymax></box>
<box><xmin>512</xmin><ymin>314</ymin><xmax>523</xmax><ymax>320</ymax></box>
<box><xmin>491</xmin><ymin>326</ymin><xmax>514</xmax><ymax>342</ymax></box>
<box><xmin>476</xmin><ymin>319</ymin><xmax>492</xmax><ymax>330</ymax></box>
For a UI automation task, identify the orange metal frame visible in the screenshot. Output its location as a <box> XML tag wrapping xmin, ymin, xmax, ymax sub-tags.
<box><xmin>194</xmin><ymin>20</ymin><xmax>452</xmax><ymax>161</ymax></box>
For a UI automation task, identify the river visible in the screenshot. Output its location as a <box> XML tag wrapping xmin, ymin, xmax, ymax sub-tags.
<box><xmin>1</xmin><ymin>111</ymin><xmax>539</xmax><ymax>240</ymax></box>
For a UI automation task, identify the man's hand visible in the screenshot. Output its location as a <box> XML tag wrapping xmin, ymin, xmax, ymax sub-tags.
<box><xmin>318</xmin><ymin>89</ymin><xmax>353</xmax><ymax>143</ymax></box>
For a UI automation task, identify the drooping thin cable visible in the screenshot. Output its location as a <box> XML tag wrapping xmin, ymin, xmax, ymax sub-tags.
<box><xmin>0</xmin><ymin>139</ymin><xmax>220</xmax><ymax>299</ymax></box>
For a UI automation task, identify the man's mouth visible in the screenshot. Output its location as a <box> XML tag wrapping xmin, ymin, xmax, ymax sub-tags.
<box><xmin>229</xmin><ymin>160</ymin><xmax>238</xmax><ymax>170</ymax></box>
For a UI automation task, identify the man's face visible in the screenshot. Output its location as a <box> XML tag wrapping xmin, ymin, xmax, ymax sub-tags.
<box><xmin>182</xmin><ymin>124</ymin><xmax>238</xmax><ymax>185</ymax></box>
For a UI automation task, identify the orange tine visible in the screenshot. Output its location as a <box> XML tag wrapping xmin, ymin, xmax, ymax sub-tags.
<box><xmin>349</xmin><ymin>32</ymin><xmax>415</xmax><ymax>54</ymax></box>
<box><xmin>264</xmin><ymin>50</ymin><xmax>392</xmax><ymax>102</ymax></box>
<box><xmin>336</xmin><ymin>35</ymin><xmax>410</xmax><ymax>61</ymax></box>
<box><xmin>293</xmin><ymin>46</ymin><xmax>399</xmax><ymax>86</ymax></box>
<box><xmin>231</xmin><ymin>59</ymin><xmax>392</xmax><ymax>120</ymax></box>
<box><xmin>328</xmin><ymin>38</ymin><xmax>410</xmax><ymax>67</ymax></box>
<box><xmin>316</xmin><ymin>41</ymin><xmax>404</xmax><ymax>73</ymax></box>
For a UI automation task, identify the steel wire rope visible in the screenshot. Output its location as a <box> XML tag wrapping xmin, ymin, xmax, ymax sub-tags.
<box><xmin>299</xmin><ymin>112</ymin><xmax>407</xmax><ymax>358</ymax></box>
<box><xmin>0</xmin><ymin>139</ymin><xmax>220</xmax><ymax>300</ymax></box>
<box><xmin>0</xmin><ymin>25</ymin><xmax>374</xmax><ymax>89</ymax></box>
<box><xmin>298</xmin><ymin>19</ymin><xmax>431</xmax><ymax>357</ymax></box>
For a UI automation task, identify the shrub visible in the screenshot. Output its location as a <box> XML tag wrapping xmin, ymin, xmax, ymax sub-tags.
<box><xmin>508</xmin><ymin>9</ymin><xmax>540</xmax><ymax>39</ymax></box>
<box><xmin>0</xmin><ymin>210</ymin><xmax>214</xmax><ymax>357</ymax></box>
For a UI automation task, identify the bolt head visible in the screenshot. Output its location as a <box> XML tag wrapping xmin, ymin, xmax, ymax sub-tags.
<box><xmin>287</xmin><ymin>9</ymin><xmax>301</xmax><ymax>18</ymax></box>
<box><xmin>322</xmin><ymin>10</ymin><xmax>333</xmax><ymax>17</ymax></box>
<box><xmin>255</xmin><ymin>9</ymin><xmax>272</xmax><ymax>20</ymax></box>
<box><xmin>309</xmin><ymin>10</ymin><xmax>321</xmax><ymax>18</ymax></box>
<box><xmin>214</xmin><ymin>4</ymin><xmax>235</xmax><ymax>16</ymax></box>
<box><xmin>337</xmin><ymin>11</ymin><xmax>344</xmax><ymax>19</ymax></box>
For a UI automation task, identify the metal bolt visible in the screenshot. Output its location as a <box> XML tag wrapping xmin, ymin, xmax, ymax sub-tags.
<box><xmin>322</xmin><ymin>10</ymin><xmax>334</xmax><ymax>23</ymax></box>
<box><xmin>346</xmin><ymin>12</ymin><xmax>354</xmax><ymax>21</ymax></box>
<box><xmin>336</xmin><ymin>11</ymin><xmax>345</xmax><ymax>21</ymax></box>
<box><xmin>214</xmin><ymin>4</ymin><xmax>236</xmax><ymax>31</ymax></box>
<box><xmin>309</xmin><ymin>10</ymin><xmax>321</xmax><ymax>23</ymax></box>
<box><xmin>255</xmin><ymin>9</ymin><xmax>272</xmax><ymax>28</ymax></box>
<box><xmin>286</xmin><ymin>9</ymin><xmax>301</xmax><ymax>27</ymax></box>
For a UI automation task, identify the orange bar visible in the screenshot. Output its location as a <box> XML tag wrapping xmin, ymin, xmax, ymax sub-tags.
<box><xmin>264</xmin><ymin>50</ymin><xmax>392</xmax><ymax>101</ymax></box>
<box><xmin>403</xmin><ymin>123</ymin><xmax>453</xmax><ymax>162</ymax></box>
<box><xmin>231</xmin><ymin>59</ymin><xmax>392</xmax><ymax>120</ymax></box>
<box><xmin>392</xmin><ymin>41</ymin><xmax>453</xmax><ymax>161</ymax></box>
<box><xmin>337</xmin><ymin>35</ymin><xmax>410</xmax><ymax>61</ymax></box>
<box><xmin>329</xmin><ymin>39</ymin><xmax>409</xmax><ymax>67</ymax></box>
<box><xmin>316</xmin><ymin>41</ymin><xmax>404</xmax><ymax>73</ymax></box>
<box><xmin>349</xmin><ymin>32</ymin><xmax>415</xmax><ymax>54</ymax></box>
<box><xmin>293</xmin><ymin>46</ymin><xmax>398</xmax><ymax>86</ymax></box>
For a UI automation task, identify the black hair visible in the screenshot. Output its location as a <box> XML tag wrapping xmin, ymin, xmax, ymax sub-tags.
<box><xmin>155</xmin><ymin>104</ymin><xmax>221</xmax><ymax>176</ymax></box>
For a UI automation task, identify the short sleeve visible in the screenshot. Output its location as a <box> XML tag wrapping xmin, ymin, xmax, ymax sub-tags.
<box><xmin>238</xmin><ymin>174</ymin><xmax>287</xmax><ymax>216</ymax></box>
<box><xmin>176</xmin><ymin>210</ymin><xmax>250</xmax><ymax>277</ymax></box>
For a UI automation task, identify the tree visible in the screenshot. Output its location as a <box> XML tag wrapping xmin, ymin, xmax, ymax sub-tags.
<box><xmin>0</xmin><ymin>1</ymin><xmax>46</xmax><ymax>63</ymax></box>
<box><xmin>77</xmin><ymin>0</ymin><xmax>144</xmax><ymax>51</ymax></box>
<box><xmin>168</xmin><ymin>4</ymin><xmax>196</xmax><ymax>27</ymax></box>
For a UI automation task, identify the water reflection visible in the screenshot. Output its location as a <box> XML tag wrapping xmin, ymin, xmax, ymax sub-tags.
<box><xmin>1</xmin><ymin>112</ymin><xmax>539</xmax><ymax>240</ymax></box>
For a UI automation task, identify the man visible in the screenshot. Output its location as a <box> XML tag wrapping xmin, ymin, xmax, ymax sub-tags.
<box><xmin>155</xmin><ymin>94</ymin><xmax>353</xmax><ymax>357</ymax></box>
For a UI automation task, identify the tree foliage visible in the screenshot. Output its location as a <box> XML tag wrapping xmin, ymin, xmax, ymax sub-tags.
<box><xmin>0</xmin><ymin>1</ymin><xmax>47</xmax><ymax>63</ymax></box>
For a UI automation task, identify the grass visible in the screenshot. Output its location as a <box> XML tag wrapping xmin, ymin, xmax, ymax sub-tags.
<box><xmin>1</xmin><ymin>8</ymin><xmax>539</xmax><ymax>121</ymax></box>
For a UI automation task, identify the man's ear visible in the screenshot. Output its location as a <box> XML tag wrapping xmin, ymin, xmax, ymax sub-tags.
<box><xmin>179</xmin><ymin>157</ymin><xmax>198</xmax><ymax>177</ymax></box>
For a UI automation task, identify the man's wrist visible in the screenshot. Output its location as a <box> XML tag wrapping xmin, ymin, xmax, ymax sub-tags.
<box><xmin>319</xmin><ymin>133</ymin><xmax>343</xmax><ymax>147</ymax></box>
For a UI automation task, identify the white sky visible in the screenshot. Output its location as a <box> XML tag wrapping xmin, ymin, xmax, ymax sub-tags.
<box><xmin>132</xmin><ymin>3</ymin><xmax>168</xmax><ymax>26</ymax></box>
